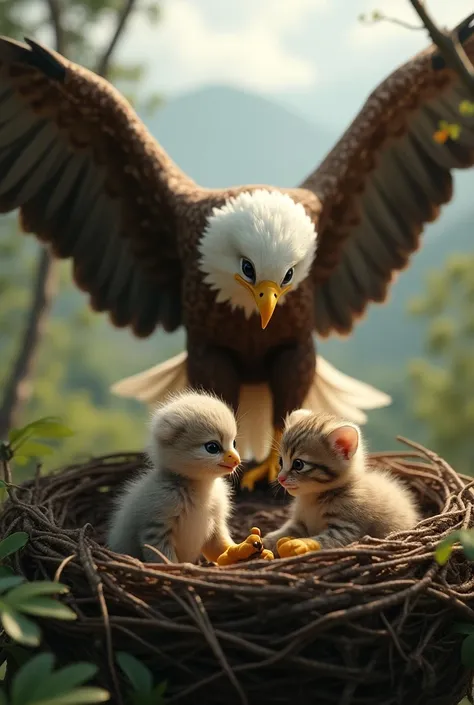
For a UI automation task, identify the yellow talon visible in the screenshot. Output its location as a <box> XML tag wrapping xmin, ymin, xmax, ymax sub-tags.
<box><xmin>217</xmin><ymin>527</ymin><xmax>274</xmax><ymax>565</ymax></box>
<box><xmin>277</xmin><ymin>536</ymin><xmax>321</xmax><ymax>558</ymax></box>
<box><xmin>241</xmin><ymin>429</ymin><xmax>282</xmax><ymax>491</ymax></box>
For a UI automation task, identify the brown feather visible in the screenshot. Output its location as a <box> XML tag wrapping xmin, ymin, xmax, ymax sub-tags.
<box><xmin>299</xmin><ymin>19</ymin><xmax>474</xmax><ymax>336</ymax></box>
<box><xmin>0</xmin><ymin>35</ymin><xmax>209</xmax><ymax>337</ymax></box>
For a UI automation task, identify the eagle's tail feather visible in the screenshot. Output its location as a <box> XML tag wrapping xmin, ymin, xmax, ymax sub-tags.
<box><xmin>110</xmin><ymin>351</ymin><xmax>188</xmax><ymax>405</ymax></box>
<box><xmin>110</xmin><ymin>351</ymin><xmax>391</xmax><ymax>461</ymax></box>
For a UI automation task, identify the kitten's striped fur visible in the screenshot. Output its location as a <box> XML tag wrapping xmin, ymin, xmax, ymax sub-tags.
<box><xmin>264</xmin><ymin>409</ymin><xmax>420</xmax><ymax>553</ymax></box>
<box><xmin>106</xmin><ymin>390</ymin><xmax>241</xmax><ymax>564</ymax></box>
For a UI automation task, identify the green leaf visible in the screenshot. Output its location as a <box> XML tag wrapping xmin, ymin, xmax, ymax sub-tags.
<box><xmin>0</xmin><ymin>480</ymin><xmax>6</xmax><ymax>488</ymax></box>
<box><xmin>116</xmin><ymin>652</ymin><xmax>153</xmax><ymax>694</ymax></box>
<box><xmin>1</xmin><ymin>608</ymin><xmax>41</xmax><ymax>646</ymax></box>
<box><xmin>27</xmin><ymin>663</ymin><xmax>98</xmax><ymax>702</ymax></box>
<box><xmin>0</xmin><ymin>532</ymin><xmax>29</xmax><ymax>561</ymax></box>
<box><xmin>8</xmin><ymin>427</ymin><xmax>29</xmax><ymax>446</ymax></box>
<box><xmin>0</xmin><ymin>576</ymin><xmax>24</xmax><ymax>593</ymax></box>
<box><xmin>461</xmin><ymin>633</ymin><xmax>474</xmax><ymax>667</ymax></box>
<box><xmin>14</xmin><ymin>597</ymin><xmax>76</xmax><ymax>621</ymax></box>
<box><xmin>13</xmin><ymin>441</ymin><xmax>54</xmax><ymax>459</ymax></box>
<box><xmin>5</xmin><ymin>581</ymin><xmax>69</xmax><ymax>604</ymax></box>
<box><xmin>28</xmin><ymin>422</ymin><xmax>74</xmax><ymax>440</ymax></box>
<box><xmin>34</xmin><ymin>687</ymin><xmax>110</xmax><ymax>705</ymax></box>
<box><xmin>435</xmin><ymin>529</ymin><xmax>474</xmax><ymax>565</ymax></box>
<box><xmin>459</xmin><ymin>530</ymin><xmax>474</xmax><ymax>560</ymax></box>
<box><xmin>12</xmin><ymin>653</ymin><xmax>55</xmax><ymax>705</ymax></box>
<box><xmin>13</xmin><ymin>456</ymin><xmax>29</xmax><ymax>467</ymax></box>
<box><xmin>0</xmin><ymin>565</ymin><xmax>15</xmax><ymax>578</ymax></box>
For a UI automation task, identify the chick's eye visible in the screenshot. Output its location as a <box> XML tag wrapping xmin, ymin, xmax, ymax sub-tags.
<box><xmin>292</xmin><ymin>459</ymin><xmax>305</xmax><ymax>471</ymax></box>
<box><xmin>282</xmin><ymin>267</ymin><xmax>294</xmax><ymax>286</ymax></box>
<box><xmin>204</xmin><ymin>441</ymin><xmax>222</xmax><ymax>455</ymax></box>
<box><xmin>241</xmin><ymin>258</ymin><xmax>256</xmax><ymax>284</ymax></box>
<box><xmin>233</xmin><ymin>439</ymin><xmax>237</xmax><ymax>448</ymax></box>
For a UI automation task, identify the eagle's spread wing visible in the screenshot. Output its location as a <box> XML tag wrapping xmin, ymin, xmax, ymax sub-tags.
<box><xmin>0</xmin><ymin>36</ymin><xmax>200</xmax><ymax>337</ymax></box>
<box><xmin>301</xmin><ymin>17</ymin><xmax>474</xmax><ymax>337</ymax></box>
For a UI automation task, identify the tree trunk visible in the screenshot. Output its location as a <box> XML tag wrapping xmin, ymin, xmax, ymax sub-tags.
<box><xmin>0</xmin><ymin>248</ymin><xmax>56</xmax><ymax>438</ymax></box>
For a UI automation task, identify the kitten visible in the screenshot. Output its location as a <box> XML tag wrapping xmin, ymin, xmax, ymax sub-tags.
<box><xmin>263</xmin><ymin>409</ymin><xmax>420</xmax><ymax>558</ymax></box>
<box><xmin>106</xmin><ymin>390</ymin><xmax>273</xmax><ymax>565</ymax></box>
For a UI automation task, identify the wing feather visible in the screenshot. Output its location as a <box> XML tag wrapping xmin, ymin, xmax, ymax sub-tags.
<box><xmin>300</xmin><ymin>16</ymin><xmax>474</xmax><ymax>336</ymax></box>
<box><xmin>0</xmin><ymin>36</ymin><xmax>203</xmax><ymax>337</ymax></box>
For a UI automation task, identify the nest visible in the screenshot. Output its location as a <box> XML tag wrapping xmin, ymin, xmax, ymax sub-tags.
<box><xmin>1</xmin><ymin>439</ymin><xmax>474</xmax><ymax>705</ymax></box>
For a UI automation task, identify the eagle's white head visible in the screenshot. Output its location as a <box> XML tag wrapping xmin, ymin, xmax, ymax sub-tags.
<box><xmin>198</xmin><ymin>189</ymin><xmax>318</xmax><ymax>328</ymax></box>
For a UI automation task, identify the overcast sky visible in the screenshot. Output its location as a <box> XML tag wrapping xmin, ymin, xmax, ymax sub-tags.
<box><xmin>92</xmin><ymin>0</ymin><xmax>474</xmax><ymax>131</ymax></box>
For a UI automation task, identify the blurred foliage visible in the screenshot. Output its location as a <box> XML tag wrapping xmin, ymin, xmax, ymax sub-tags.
<box><xmin>408</xmin><ymin>254</ymin><xmax>474</xmax><ymax>474</ymax></box>
<box><xmin>0</xmin><ymin>0</ymin><xmax>167</xmax><ymax>477</ymax></box>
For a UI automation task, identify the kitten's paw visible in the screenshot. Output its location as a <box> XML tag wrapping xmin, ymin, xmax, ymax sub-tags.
<box><xmin>276</xmin><ymin>537</ymin><xmax>321</xmax><ymax>558</ymax></box>
<box><xmin>217</xmin><ymin>527</ymin><xmax>272</xmax><ymax>566</ymax></box>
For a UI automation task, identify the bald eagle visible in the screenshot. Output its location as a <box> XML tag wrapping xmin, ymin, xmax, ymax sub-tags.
<box><xmin>0</xmin><ymin>16</ymin><xmax>472</xmax><ymax>489</ymax></box>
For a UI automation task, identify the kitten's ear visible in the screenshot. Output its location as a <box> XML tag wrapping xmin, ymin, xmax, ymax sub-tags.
<box><xmin>326</xmin><ymin>424</ymin><xmax>359</xmax><ymax>461</ymax></box>
<box><xmin>285</xmin><ymin>408</ymin><xmax>312</xmax><ymax>428</ymax></box>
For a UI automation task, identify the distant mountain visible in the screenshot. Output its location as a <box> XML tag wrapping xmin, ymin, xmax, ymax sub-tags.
<box><xmin>142</xmin><ymin>85</ymin><xmax>335</xmax><ymax>188</ymax></box>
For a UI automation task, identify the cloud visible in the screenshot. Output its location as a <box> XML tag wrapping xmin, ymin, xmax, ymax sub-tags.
<box><xmin>112</xmin><ymin>0</ymin><xmax>327</xmax><ymax>94</ymax></box>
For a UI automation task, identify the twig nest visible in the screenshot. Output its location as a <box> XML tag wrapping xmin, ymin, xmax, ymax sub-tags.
<box><xmin>0</xmin><ymin>441</ymin><xmax>473</xmax><ymax>705</ymax></box>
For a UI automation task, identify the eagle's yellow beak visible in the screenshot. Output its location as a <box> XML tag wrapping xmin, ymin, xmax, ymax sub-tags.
<box><xmin>235</xmin><ymin>275</ymin><xmax>292</xmax><ymax>329</ymax></box>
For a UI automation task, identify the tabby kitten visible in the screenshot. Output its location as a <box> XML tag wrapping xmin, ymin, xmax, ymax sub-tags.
<box><xmin>107</xmin><ymin>390</ymin><xmax>273</xmax><ymax>565</ymax></box>
<box><xmin>263</xmin><ymin>409</ymin><xmax>420</xmax><ymax>558</ymax></box>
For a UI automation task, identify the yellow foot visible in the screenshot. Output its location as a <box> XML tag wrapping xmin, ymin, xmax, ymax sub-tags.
<box><xmin>217</xmin><ymin>527</ymin><xmax>274</xmax><ymax>566</ymax></box>
<box><xmin>240</xmin><ymin>429</ymin><xmax>282</xmax><ymax>491</ymax></box>
<box><xmin>277</xmin><ymin>536</ymin><xmax>321</xmax><ymax>558</ymax></box>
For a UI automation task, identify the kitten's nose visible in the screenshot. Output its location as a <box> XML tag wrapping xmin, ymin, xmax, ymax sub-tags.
<box><xmin>277</xmin><ymin>473</ymin><xmax>287</xmax><ymax>486</ymax></box>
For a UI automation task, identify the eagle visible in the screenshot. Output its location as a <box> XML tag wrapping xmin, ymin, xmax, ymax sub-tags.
<box><xmin>0</xmin><ymin>17</ymin><xmax>473</xmax><ymax>490</ymax></box>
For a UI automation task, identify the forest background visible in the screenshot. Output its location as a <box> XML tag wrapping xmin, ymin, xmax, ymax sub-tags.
<box><xmin>0</xmin><ymin>0</ymin><xmax>473</xmax><ymax>483</ymax></box>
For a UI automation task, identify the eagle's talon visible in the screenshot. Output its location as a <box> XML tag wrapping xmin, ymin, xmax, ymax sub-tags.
<box><xmin>241</xmin><ymin>434</ymin><xmax>282</xmax><ymax>491</ymax></box>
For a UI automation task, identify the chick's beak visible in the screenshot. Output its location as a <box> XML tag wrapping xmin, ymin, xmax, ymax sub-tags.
<box><xmin>220</xmin><ymin>448</ymin><xmax>240</xmax><ymax>470</ymax></box>
<box><xmin>235</xmin><ymin>276</ymin><xmax>291</xmax><ymax>329</ymax></box>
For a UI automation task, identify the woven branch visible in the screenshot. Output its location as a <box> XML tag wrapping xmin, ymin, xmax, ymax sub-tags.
<box><xmin>0</xmin><ymin>439</ymin><xmax>473</xmax><ymax>705</ymax></box>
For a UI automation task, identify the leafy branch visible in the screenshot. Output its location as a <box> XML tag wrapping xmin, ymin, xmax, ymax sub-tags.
<box><xmin>116</xmin><ymin>653</ymin><xmax>166</xmax><ymax>705</ymax></box>
<box><xmin>0</xmin><ymin>417</ymin><xmax>73</xmax><ymax>483</ymax></box>
<box><xmin>0</xmin><ymin>653</ymin><xmax>109</xmax><ymax>705</ymax></box>
<box><xmin>359</xmin><ymin>2</ymin><xmax>474</xmax><ymax>144</ymax></box>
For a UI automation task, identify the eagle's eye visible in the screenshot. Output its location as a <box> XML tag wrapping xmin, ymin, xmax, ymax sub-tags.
<box><xmin>241</xmin><ymin>258</ymin><xmax>256</xmax><ymax>284</ymax></box>
<box><xmin>282</xmin><ymin>267</ymin><xmax>294</xmax><ymax>286</ymax></box>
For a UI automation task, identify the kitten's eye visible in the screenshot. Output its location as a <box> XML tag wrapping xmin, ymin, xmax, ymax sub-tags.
<box><xmin>204</xmin><ymin>441</ymin><xmax>222</xmax><ymax>455</ymax></box>
<box><xmin>233</xmin><ymin>439</ymin><xmax>237</xmax><ymax>448</ymax></box>
<box><xmin>292</xmin><ymin>459</ymin><xmax>305</xmax><ymax>471</ymax></box>
<box><xmin>281</xmin><ymin>267</ymin><xmax>294</xmax><ymax>286</ymax></box>
<box><xmin>241</xmin><ymin>258</ymin><xmax>256</xmax><ymax>284</ymax></box>
<box><xmin>278</xmin><ymin>456</ymin><xmax>283</xmax><ymax>468</ymax></box>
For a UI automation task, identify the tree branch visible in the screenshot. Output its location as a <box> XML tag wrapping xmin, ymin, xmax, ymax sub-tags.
<box><xmin>45</xmin><ymin>0</ymin><xmax>66</xmax><ymax>53</ymax></box>
<box><xmin>95</xmin><ymin>0</ymin><xmax>138</xmax><ymax>77</ymax></box>
<box><xmin>409</xmin><ymin>1</ymin><xmax>474</xmax><ymax>94</ymax></box>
